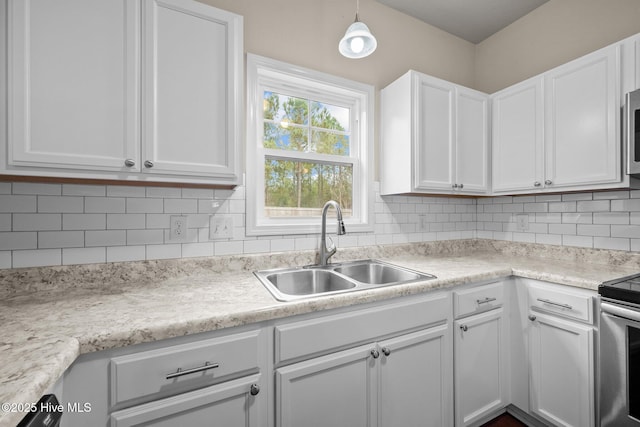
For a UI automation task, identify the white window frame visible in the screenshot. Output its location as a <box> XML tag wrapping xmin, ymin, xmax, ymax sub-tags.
<box><xmin>246</xmin><ymin>53</ymin><xmax>374</xmax><ymax>236</ymax></box>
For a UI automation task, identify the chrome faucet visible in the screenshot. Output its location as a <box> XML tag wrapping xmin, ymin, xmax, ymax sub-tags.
<box><xmin>319</xmin><ymin>200</ymin><xmax>346</xmax><ymax>266</ymax></box>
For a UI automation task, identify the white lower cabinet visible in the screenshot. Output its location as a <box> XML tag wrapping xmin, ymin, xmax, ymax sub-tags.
<box><xmin>274</xmin><ymin>292</ymin><xmax>453</xmax><ymax>427</ymax></box>
<box><xmin>511</xmin><ymin>278</ymin><xmax>596</xmax><ymax>427</ymax></box>
<box><xmin>453</xmin><ymin>282</ymin><xmax>508</xmax><ymax>427</ymax></box>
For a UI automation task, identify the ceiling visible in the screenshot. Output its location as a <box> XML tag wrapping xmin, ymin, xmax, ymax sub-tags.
<box><xmin>375</xmin><ymin>0</ymin><xmax>550</xmax><ymax>44</ymax></box>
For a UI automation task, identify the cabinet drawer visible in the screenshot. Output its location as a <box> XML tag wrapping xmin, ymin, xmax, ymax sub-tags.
<box><xmin>110</xmin><ymin>329</ymin><xmax>262</xmax><ymax>406</ymax></box>
<box><xmin>453</xmin><ymin>282</ymin><xmax>503</xmax><ymax>319</ymax></box>
<box><xmin>275</xmin><ymin>293</ymin><xmax>449</xmax><ymax>365</ymax></box>
<box><xmin>528</xmin><ymin>281</ymin><xmax>594</xmax><ymax>323</ymax></box>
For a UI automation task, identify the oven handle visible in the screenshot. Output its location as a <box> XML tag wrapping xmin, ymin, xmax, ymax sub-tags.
<box><xmin>601</xmin><ymin>301</ymin><xmax>640</xmax><ymax>323</ymax></box>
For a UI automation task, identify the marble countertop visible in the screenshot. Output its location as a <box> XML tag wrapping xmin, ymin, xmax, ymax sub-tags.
<box><xmin>2</xmin><ymin>239</ymin><xmax>640</xmax><ymax>426</ymax></box>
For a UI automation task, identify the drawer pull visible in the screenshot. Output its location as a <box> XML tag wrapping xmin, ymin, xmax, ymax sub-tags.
<box><xmin>476</xmin><ymin>297</ymin><xmax>497</xmax><ymax>305</ymax></box>
<box><xmin>537</xmin><ymin>298</ymin><xmax>572</xmax><ymax>310</ymax></box>
<box><xmin>371</xmin><ymin>349</ymin><xmax>380</xmax><ymax>359</ymax></box>
<box><xmin>460</xmin><ymin>324</ymin><xmax>468</xmax><ymax>332</ymax></box>
<box><xmin>166</xmin><ymin>361</ymin><xmax>219</xmax><ymax>380</ymax></box>
<box><xmin>382</xmin><ymin>347</ymin><xmax>391</xmax><ymax>356</ymax></box>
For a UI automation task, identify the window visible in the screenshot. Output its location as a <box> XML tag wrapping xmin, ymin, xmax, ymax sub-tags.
<box><xmin>246</xmin><ymin>54</ymin><xmax>374</xmax><ymax>236</ymax></box>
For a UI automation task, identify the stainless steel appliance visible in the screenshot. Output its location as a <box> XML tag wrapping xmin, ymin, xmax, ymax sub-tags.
<box><xmin>599</xmin><ymin>274</ymin><xmax>640</xmax><ymax>426</ymax></box>
<box><xmin>626</xmin><ymin>89</ymin><xmax>640</xmax><ymax>175</ymax></box>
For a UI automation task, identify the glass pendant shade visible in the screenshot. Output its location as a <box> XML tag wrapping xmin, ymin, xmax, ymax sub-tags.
<box><xmin>339</xmin><ymin>18</ymin><xmax>377</xmax><ymax>59</ymax></box>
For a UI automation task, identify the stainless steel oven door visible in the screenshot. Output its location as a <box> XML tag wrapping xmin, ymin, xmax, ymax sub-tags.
<box><xmin>600</xmin><ymin>301</ymin><xmax>640</xmax><ymax>426</ymax></box>
<box><xmin>626</xmin><ymin>89</ymin><xmax>640</xmax><ymax>175</ymax></box>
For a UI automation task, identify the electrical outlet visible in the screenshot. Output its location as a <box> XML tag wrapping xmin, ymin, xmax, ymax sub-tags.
<box><xmin>516</xmin><ymin>214</ymin><xmax>529</xmax><ymax>232</ymax></box>
<box><xmin>169</xmin><ymin>215</ymin><xmax>188</xmax><ymax>242</ymax></box>
<box><xmin>210</xmin><ymin>215</ymin><xmax>234</xmax><ymax>239</ymax></box>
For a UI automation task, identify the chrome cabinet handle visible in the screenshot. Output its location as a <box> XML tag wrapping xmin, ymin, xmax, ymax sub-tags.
<box><xmin>544</xmin><ymin>179</ymin><xmax>552</xmax><ymax>185</ymax></box>
<box><xmin>537</xmin><ymin>298</ymin><xmax>572</xmax><ymax>310</ymax></box>
<box><xmin>124</xmin><ymin>159</ymin><xmax>136</xmax><ymax>167</ymax></box>
<box><xmin>144</xmin><ymin>160</ymin><xmax>154</xmax><ymax>168</ymax></box>
<box><xmin>250</xmin><ymin>384</ymin><xmax>260</xmax><ymax>396</ymax></box>
<box><xmin>476</xmin><ymin>297</ymin><xmax>497</xmax><ymax>305</ymax></box>
<box><xmin>382</xmin><ymin>347</ymin><xmax>391</xmax><ymax>356</ymax></box>
<box><xmin>528</xmin><ymin>314</ymin><xmax>537</xmax><ymax>321</ymax></box>
<box><xmin>534</xmin><ymin>181</ymin><xmax>541</xmax><ymax>187</ymax></box>
<box><xmin>371</xmin><ymin>349</ymin><xmax>380</xmax><ymax>359</ymax></box>
<box><xmin>166</xmin><ymin>361</ymin><xmax>219</xmax><ymax>379</ymax></box>
<box><xmin>460</xmin><ymin>324</ymin><xmax>468</xmax><ymax>332</ymax></box>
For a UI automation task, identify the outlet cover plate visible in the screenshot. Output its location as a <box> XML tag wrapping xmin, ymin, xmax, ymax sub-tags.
<box><xmin>170</xmin><ymin>215</ymin><xmax>188</xmax><ymax>242</ymax></box>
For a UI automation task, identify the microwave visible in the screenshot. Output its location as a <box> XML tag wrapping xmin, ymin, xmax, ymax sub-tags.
<box><xmin>627</xmin><ymin>88</ymin><xmax>640</xmax><ymax>175</ymax></box>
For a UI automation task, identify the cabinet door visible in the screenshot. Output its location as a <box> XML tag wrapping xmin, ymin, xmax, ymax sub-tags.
<box><xmin>414</xmin><ymin>74</ymin><xmax>455</xmax><ymax>191</ymax></box>
<box><xmin>276</xmin><ymin>344</ymin><xmax>376</xmax><ymax>427</ymax></box>
<box><xmin>456</xmin><ymin>87</ymin><xmax>489</xmax><ymax>194</ymax></box>
<box><xmin>142</xmin><ymin>0</ymin><xmax>241</xmax><ymax>181</ymax></box>
<box><xmin>492</xmin><ymin>77</ymin><xmax>544</xmax><ymax>193</ymax></box>
<box><xmin>528</xmin><ymin>312</ymin><xmax>594</xmax><ymax>427</ymax></box>
<box><xmin>454</xmin><ymin>309</ymin><xmax>507</xmax><ymax>427</ymax></box>
<box><xmin>544</xmin><ymin>44</ymin><xmax>620</xmax><ymax>189</ymax></box>
<box><xmin>110</xmin><ymin>374</ymin><xmax>263</xmax><ymax>427</ymax></box>
<box><xmin>8</xmin><ymin>0</ymin><xmax>140</xmax><ymax>171</ymax></box>
<box><xmin>378</xmin><ymin>324</ymin><xmax>453</xmax><ymax>427</ymax></box>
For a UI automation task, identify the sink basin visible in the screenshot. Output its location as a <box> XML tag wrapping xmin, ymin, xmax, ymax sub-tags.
<box><xmin>333</xmin><ymin>260</ymin><xmax>423</xmax><ymax>284</ymax></box>
<box><xmin>255</xmin><ymin>259</ymin><xmax>435</xmax><ymax>301</ymax></box>
<box><xmin>264</xmin><ymin>269</ymin><xmax>356</xmax><ymax>296</ymax></box>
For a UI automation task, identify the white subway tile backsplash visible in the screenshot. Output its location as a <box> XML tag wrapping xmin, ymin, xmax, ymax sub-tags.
<box><xmin>127</xmin><ymin>229</ymin><xmax>164</xmax><ymax>245</ymax></box>
<box><xmin>562</xmin><ymin>193</ymin><xmax>593</xmax><ymax>201</ymax></box>
<box><xmin>594</xmin><ymin>237</ymin><xmax>630</xmax><ymax>251</ymax></box>
<box><xmin>611</xmin><ymin>225</ymin><xmax>640</xmax><ymax>239</ymax></box>
<box><xmin>548</xmin><ymin>224</ymin><xmax>576</xmax><ymax>235</ymax></box>
<box><xmin>0</xmin><ymin>195</ymin><xmax>37</xmax><ymax>212</ymax></box>
<box><xmin>13</xmin><ymin>214</ymin><xmax>60</xmax><ymax>231</ymax></box>
<box><xmin>85</xmin><ymin>230</ymin><xmax>126</xmax><ymax>247</ymax></box>
<box><xmin>107</xmin><ymin>214</ymin><xmax>146</xmax><ymax>230</ymax></box>
<box><xmin>612</xmin><ymin>199</ymin><xmax>640</xmax><ymax>212</ymax></box>
<box><xmin>244</xmin><ymin>239</ymin><xmax>270</xmax><ymax>254</ymax></box>
<box><xmin>214</xmin><ymin>241</ymin><xmax>243</xmax><ymax>256</ymax></box>
<box><xmin>562</xmin><ymin>235</ymin><xmax>593</xmax><ymax>248</ymax></box>
<box><xmin>577</xmin><ymin>200</ymin><xmax>609</xmax><ymax>212</ymax></box>
<box><xmin>594</xmin><ymin>190</ymin><xmax>629</xmax><ymax>200</ymax></box>
<box><xmin>38</xmin><ymin>196</ymin><xmax>83</xmax><ymax>213</ymax></box>
<box><xmin>561</xmin><ymin>213</ymin><xmax>592</xmax><ymax>224</ymax></box>
<box><xmin>182</xmin><ymin>242</ymin><xmax>214</xmax><ymax>258</ymax></box>
<box><xmin>0</xmin><ymin>251</ymin><xmax>10</xmax><ymax>268</ymax></box>
<box><xmin>13</xmin><ymin>249</ymin><xmax>61</xmax><ymax>268</ymax></box>
<box><xmin>12</xmin><ymin>183</ymin><xmax>61</xmax><ymax>195</ymax></box>
<box><xmin>576</xmin><ymin>224</ymin><xmax>610</xmax><ymax>237</ymax></box>
<box><xmin>107</xmin><ymin>245</ymin><xmax>145</xmax><ymax>262</ymax></box>
<box><xmin>107</xmin><ymin>186</ymin><xmax>145</xmax><ymax>197</ymax></box>
<box><xmin>0</xmin><ymin>232</ymin><xmax>37</xmax><ymax>250</ymax></box>
<box><xmin>85</xmin><ymin>197</ymin><xmax>125</xmax><ymax>213</ymax></box>
<box><xmin>63</xmin><ymin>184</ymin><xmax>105</xmax><ymax>197</ymax></box>
<box><xmin>182</xmin><ymin>188</ymin><xmax>215</xmax><ymax>199</ymax></box>
<box><xmin>146</xmin><ymin>244</ymin><xmax>181</xmax><ymax>260</ymax></box>
<box><xmin>146</xmin><ymin>187</ymin><xmax>181</xmax><ymax>198</ymax></box>
<box><xmin>549</xmin><ymin>201</ymin><xmax>576</xmax><ymax>213</ymax></box>
<box><xmin>594</xmin><ymin>212</ymin><xmax>630</xmax><ymax>225</ymax></box>
<box><xmin>126</xmin><ymin>198</ymin><xmax>163</xmax><ymax>213</ymax></box>
<box><xmin>0</xmin><ymin>183</ymin><xmax>11</xmax><ymax>194</ymax></box>
<box><xmin>38</xmin><ymin>231</ymin><xmax>84</xmax><ymax>249</ymax></box>
<box><xmin>0</xmin><ymin>214</ymin><xmax>11</xmax><ymax>231</ymax></box>
<box><xmin>270</xmin><ymin>238</ymin><xmax>295</xmax><ymax>252</ymax></box>
<box><xmin>164</xmin><ymin>198</ymin><xmax>197</xmax><ymax>213</ymax></box>
<box><xmin>535</xmin><ymin>233</ymin><xmax>561</xmax><ymax>245</ymax></box>
<box><xmin>63</xmin><ymin>214</ymin><xmax>105</xmax><ymax>230</ymax></box>
<box><xmin>63</xmin><ymin>247</ymin><xmax>106</xmax><ymax>265</ymax></box>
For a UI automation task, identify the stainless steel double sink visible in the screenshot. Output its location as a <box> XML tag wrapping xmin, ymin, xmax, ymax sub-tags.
<box><xmin>254</xmin><ymin>259</ymin><xmax>436</xmax><ymax>301</ymax></box>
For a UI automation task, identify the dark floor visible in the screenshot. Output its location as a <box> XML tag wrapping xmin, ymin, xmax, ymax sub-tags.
<box><xmin>480</xmin><ymin>413</ymin><xmax>528</xmax><ymax>427</ymax></box>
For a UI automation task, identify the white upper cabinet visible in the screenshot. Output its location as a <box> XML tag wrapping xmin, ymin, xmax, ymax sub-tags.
<box><xmin>7</xmin><ymin>0</ymin><xmax>140</xmax><ymax>172</ymax></box>
<box><xmin>381</xmin><ymin>71</ymin><xmax>489</xmax><ymax>196</ymax></box>
<box><xmin>3</xmin><ymin>0</ymin><xmax>242</xmax><ymax>185</ymax></box>
<box><xmin>492</xmin><ymin>43</ymin><xmax>623</xmax><ymax>194</ymax></box>
<box><xmin>544</xmin><ymin>44</ymin><xmax>620</xmax><ymax>190</ymax></box>
<box><xmin>492</xmin><ymin>77</ymin><xmax>544</xmax><ymax>193</ymax></box>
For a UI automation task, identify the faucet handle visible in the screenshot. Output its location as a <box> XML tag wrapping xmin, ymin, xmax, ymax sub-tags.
<box><xmin>326</xmin><ymin>236</ymin><xmax>336</xmax><ymax>253</ymax></box>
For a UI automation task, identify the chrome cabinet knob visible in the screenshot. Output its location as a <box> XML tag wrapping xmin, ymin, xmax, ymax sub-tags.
<box><xmin>528</xmin><ymin>314</ymin><xmax>537</xmax><ymax>321</ymax></box>
<box><xmin>459</xmin><ymin>183</ymin><xmax>464</xmax><ymax>189</ymax></box>
<box><xmin>124</xmin><ymin>159</ymin><xmax>136</xmax><ymax>167</ymax></box>
<box><xmin>534</xmin><ymin>181</ymin><xmax>541</xmax><ymax>187</ymax></box>
<box><xmin>382</xmin><ymin>347</ymin><xmax>391</xmax><ymax>356</ymax></box>
<box><xmin>250</xmin><ymin>384</ymin><xmax>260</xmax><ymax>396</ymax></box>
<box><xmin>460</xmin><ymin>324</ymin><xmax>468</xmax><ymax>332</ymax></box>
<box><xmin>371</xmin><ymin>349</ymin><xmax>380</xmax><ymax>359</ymax></box>
<box><xmin>544</xmin><ymin>179</ymin><xmax>552</xmax><ymax>185</ymax></box>
<box><xmin>452</xmin><ymin>184</ymin><xmax>458</xmax><ymax>189</ymax></box>
<box><xmin>144</xmin><ymin>160</ymin><xmax>154</xmax><ymax>168</ymax></box>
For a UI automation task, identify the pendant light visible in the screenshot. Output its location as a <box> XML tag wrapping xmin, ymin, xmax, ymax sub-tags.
<box><xmin>339</xmin><ymin>0</ymin><xmax>377</xmax><ymax>59</ymax></box>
